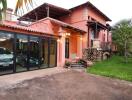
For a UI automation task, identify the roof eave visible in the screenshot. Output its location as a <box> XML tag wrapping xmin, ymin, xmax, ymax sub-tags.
<box><xmin>70</xmin><ymin>1</ymin><xmax>112</xmax><ymax>22</ymax></box>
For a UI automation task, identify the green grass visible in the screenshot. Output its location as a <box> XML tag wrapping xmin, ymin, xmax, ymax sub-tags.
<box><xmin>87</xmin><ymin>56</ymin><xmax>132</xmax><ymax>82</ymax></box>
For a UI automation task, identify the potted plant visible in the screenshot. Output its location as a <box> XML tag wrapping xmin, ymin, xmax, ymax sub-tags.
<box><xmin>65</xmin><ymin>61</ymin><xmax>71</xmax><ymax>68</ymax></box>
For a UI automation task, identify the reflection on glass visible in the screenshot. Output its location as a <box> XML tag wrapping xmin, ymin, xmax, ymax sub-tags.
<box><xmin>0</xmin><ymin>31</ymin><xmax>57</xmax><ymax>75</ymax></box>
<box><xmin>40</xmin><ymin>39</ymin><xmax>49</xmax><ymax>68</ymax></box>
<box><xmin>0</xmin><ymin>32</ymin><xmax>14</xmax><ymax>75</ymax></box>
<box><xmin>49</xmin><ymin>40</ymin><xmax>57</xmax><ymax>67</ymax></box>
<box><xmin>16</xmin><ymin>34</ymin><xmax>28</xmax><ymax>72</ymax></box>
<box><xmin>29</xmin><ymin>36</ymin><xmax>39</xmax><ymax>70</ymax></box>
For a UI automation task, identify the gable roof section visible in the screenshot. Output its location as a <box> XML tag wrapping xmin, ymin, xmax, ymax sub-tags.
<box><xmin>19</xmin><ymin>3</ymin><xmax>70</xmax><ymax>21</ymax></box>
<box><xmin>30</xmin><ymin>17</ymin><xmax>87</xmax><ymax>33</ymax></box>
<box><xmin>70</xmin><ymin>1</ymin><xmax>111</xmax><ymax>21</ymax></box>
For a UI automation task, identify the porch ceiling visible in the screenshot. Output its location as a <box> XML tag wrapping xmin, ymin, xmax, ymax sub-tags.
<box><xmin>87</xmin><ymin>21</ymin><xmax>109</xmax><ymax>30</ymax></box>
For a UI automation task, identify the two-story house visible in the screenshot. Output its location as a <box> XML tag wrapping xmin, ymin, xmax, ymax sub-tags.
<box><xmin>0</xmin><ymin>1</ymin><xmax>111</xmax><ymax>75</ymax></box>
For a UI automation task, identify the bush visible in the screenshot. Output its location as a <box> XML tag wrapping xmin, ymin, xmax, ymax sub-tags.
<box><xmin>78</xmin><ymin>59</ymin><xmax>87</xmax><ymax>67</ymax></box>
<box><xmin>65</xmin><ymin>61</ymin><xmax>71</xmax><ymax>68</ymax></box>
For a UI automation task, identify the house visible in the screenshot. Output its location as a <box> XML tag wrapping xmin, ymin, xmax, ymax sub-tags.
<box><xmin>0</xmin><ymin>1</ymin><xmax>111</xmax><ymax>75</ymax></box>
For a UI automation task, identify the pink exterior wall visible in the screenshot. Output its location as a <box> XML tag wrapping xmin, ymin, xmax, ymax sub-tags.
<box><xmin>88</xmin><ymin>6</ymin><xmax>106</xmax><ymax>25</ymax></box>
<box><xmin>29</xmin><ymin>19</ymin><xmax>53</xmax><ymax>34</ymax></box>
<box><xmin>88</xmin><ymin>6</ymin><xmax>112</xmax><ymax>44</ymax></box>
<box><xmin>27</xmin><ymin>4</ymin><xmax>111</xmax><ymax>67</ymax></box>
<box><xmin>28</xmin><ymin>18</ymin><xmax>84</xmax><ymax>67</ymax></box>
<box><xmin>59</xmin><ymin>6</ymin><xmax>88</xmax><ymax>32</ymax></box>
<box><xmin>57</xmin><ymin>29</ymin><xmax>83</xmax><ymax>67</ymax></box>
<box><xmin>59</xmin><ymin>5</ymin><xmax>111</xmax><ymax>49</ymax></box>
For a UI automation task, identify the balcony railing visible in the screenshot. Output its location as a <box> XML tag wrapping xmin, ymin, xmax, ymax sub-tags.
<box><xmin>100</xmin><ymin>42</ymin><xmax>111</xmax><ymax>51</ymax></box>
<box><xmin>92</xmin><ymin>40</ymin><xmax>111</xmax><ymax>51</ymax></box>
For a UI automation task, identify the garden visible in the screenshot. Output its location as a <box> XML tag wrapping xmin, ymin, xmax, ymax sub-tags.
<box><xmin>87</xmin><ymin>55</ymin><xmax>132</xmax><ymax>81</ymax></box>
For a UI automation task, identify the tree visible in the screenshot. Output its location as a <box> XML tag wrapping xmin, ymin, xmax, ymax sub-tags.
<box><xmin>15</xmin><ymin>0</ymin><xmax>33</xmax><ymax>15</ymax></box>
<box><xmin>0</xmin><ymin>0</ymin><xmax>33</xmax><ymax>20</ymax></box>
<box><xmin>112</xmin><ymin>19</ymin><xmax>132</xmax><ymax>63</ymax></box>
<box><xmin>0</xmin><ymin>0</ymin><xmax>7</xmax><ymax>20</ymax></box>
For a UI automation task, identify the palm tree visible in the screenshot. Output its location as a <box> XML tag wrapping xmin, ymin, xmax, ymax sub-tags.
<box><xmin>0</xmin><ymin>0</ymin><xmax>7</xmax><ymax>20</ymax></box>
<box><xmin>0</xmin><ymin>0</ymin><xmax>33</xmax><ymax>20</ymax></box>
<box><xmin>15</xmin><ymin>0</ymin><xmax>33</xmax><ymax>15</ymax></box>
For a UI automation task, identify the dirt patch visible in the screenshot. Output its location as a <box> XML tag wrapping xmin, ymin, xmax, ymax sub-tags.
<box><xmin>0</xmin><ymin>70</ymin><xmax>132</xmax><ymax>100</ymax></box>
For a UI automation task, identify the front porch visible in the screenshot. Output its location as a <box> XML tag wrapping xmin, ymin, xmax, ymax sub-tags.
<box><xmin>57</xmin><ymin>27</ymin><xmax>86</xmax><ymax>67</ymax></box>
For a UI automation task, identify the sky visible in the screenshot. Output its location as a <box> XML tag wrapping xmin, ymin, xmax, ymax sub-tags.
<box><xmin>7</xmin><ymin>0</ymin><xmax>132</xmax><ymax>26</ymax></box>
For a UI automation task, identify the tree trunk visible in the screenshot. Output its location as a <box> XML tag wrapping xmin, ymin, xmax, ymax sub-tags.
<box><xmin>124</xmin><ymin>40</ymin><xmax>128</xmax><ymax>63</ymax></box>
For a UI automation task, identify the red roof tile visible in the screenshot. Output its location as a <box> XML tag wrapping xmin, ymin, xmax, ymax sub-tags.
<box><xmin>0</xmin><ymin>20</ymin><xmax>59</xmax><ymax>37</ymax></box>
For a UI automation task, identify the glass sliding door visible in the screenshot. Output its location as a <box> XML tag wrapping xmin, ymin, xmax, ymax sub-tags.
<box><xmin>40</xmin><ymin>38</ymin><xmax>49</xmax><ymax>68</ymax></box>
<box><xmin>0</xmin><ymin>32</ymin><xmax>14</xmax><ymax>75</ymax></box>
<box><xmin>49</xmin><ymin>39</ymin><xmax>57</xmax><ymax>67</ymax></box>
<box><xmin>16</xmin><ymin>34</ymin><xmax>28</xmax><ymax>72</ymax></box>
<box><xmin>0</xmin><ymin>31</ymin><xmax>58</xmax><ymax>75</ymax></box>
<box><xmin>29</xmin><ymin>36</ymin><xmax>39</xmax><ymax>70</ymax></box>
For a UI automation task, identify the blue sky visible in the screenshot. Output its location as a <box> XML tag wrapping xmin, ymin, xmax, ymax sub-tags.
<box><xmin>7</xmin><ymin>0</ymin><xmax>132</xmax><ymax>26</ymax></box>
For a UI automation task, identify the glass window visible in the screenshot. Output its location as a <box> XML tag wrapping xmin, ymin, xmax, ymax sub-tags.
<box><xmin>49</xmin><ymin>39</ymin><xmax>57</xmax><ymax>67</ymax></box>
<box><xmin>0</xmin><ymin>32</ymin><xmax>14</xmax><ymax>75</ymax></box>
<box><xmin>29</xmin><ymin>36</ymin><xmax>39</xmax><ymax>70</ymax></box>
<box><xmin>16</xmin><ymin>34</ymin><xmax>28</xmax><ymax>72</ymax></box>
<box><xmin>65</xmin><ymin>38</ymin><xmax>69</xmax><ymax>58</ymax></box>
<box><xmin>40</xmin><ymin>39</ymin><xmax>49</xmax><ymax>68</ymax></box>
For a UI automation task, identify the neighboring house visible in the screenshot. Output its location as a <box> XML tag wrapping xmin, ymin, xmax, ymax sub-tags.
<box><xmin>0</xmin><ymin>1</ymin><xmax>111</xmax><ymax>75</ymax></box>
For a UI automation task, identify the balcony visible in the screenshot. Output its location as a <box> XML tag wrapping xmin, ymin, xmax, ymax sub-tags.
<box><xmin>100</xmin><ymin>42</ymin><xmax>111</xmax><ymax>51</ymax></box>
<box><xmin>92</xmin><ymin>40</ymin><xmax>111</xmax><ymax>51</ymax></box>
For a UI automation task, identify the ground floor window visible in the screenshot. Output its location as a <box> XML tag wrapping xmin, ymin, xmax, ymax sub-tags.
<box><xmin>65</xmin><ymin>38</ymin><xmax>69</xmax><ymax>58</ymax></box>
<box><xmin>0</xmin><ymin>32</ymin><xmax>14</xmax><ymax>74</ymax></box>
<box><xmin>0</xmin><ymin>31</ymin><xmax>57</xmax><ymax>75</ymax></box>
<box><xmin>49</xmin><ymin>39</ymin><xmax>57</xmax><ymax>67</ymax></box>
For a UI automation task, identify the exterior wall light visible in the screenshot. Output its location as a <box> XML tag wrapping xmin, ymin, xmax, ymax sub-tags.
<box><xmin>65</xmin><ymin>33</ymin><xmax>71</xmax><ymax>36</ymax></box>
<box><xmin>80</xmin><ymin>35</ymin><xmax>83</xmax><ymax>40</ymax></box>
<box><xmin>57</xmin><ymin>39</ymin><xmax>61</xmax><ymax>42</ymax></box>
<box><xmin>61</xmin><ymin>33</ymin><xmax>71</xmax><ymax>37</ymax></box>
<box><xmin>62</xmin><ymin>34</ymin><xmax>66</xmax><ymax>37</ymax></box>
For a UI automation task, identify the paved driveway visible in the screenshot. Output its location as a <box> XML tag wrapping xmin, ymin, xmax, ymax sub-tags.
<box><xmin>0</xmin><ymin>70</ymin><xmax>132</xmax><ymax>100</ymax></box>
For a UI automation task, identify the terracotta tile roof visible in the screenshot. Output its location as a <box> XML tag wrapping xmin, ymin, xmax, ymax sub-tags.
<box><xmin>0</xmin><ymin>18</ymin><xmax>86</xmax><ymax>37</ymax></box>
<box><xmin>31</xmin><ymin>17</ymin><xmax>87</xmax><ymax>33</ymax></box>
<box><xmin>0</xmin><ymin>20</ymin><xmax>59</xmax><ymax>37</ymax></box>
<box><xmin>1</xmin><ymin>21</ymin><xmax>48</xmax><ymax>33</ymax></box>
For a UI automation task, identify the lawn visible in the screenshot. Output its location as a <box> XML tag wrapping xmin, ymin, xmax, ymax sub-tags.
<box><xmin>87</xmin><ymin>56</ymin><xmax>132</xmax><ymax>82</ymax></box>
